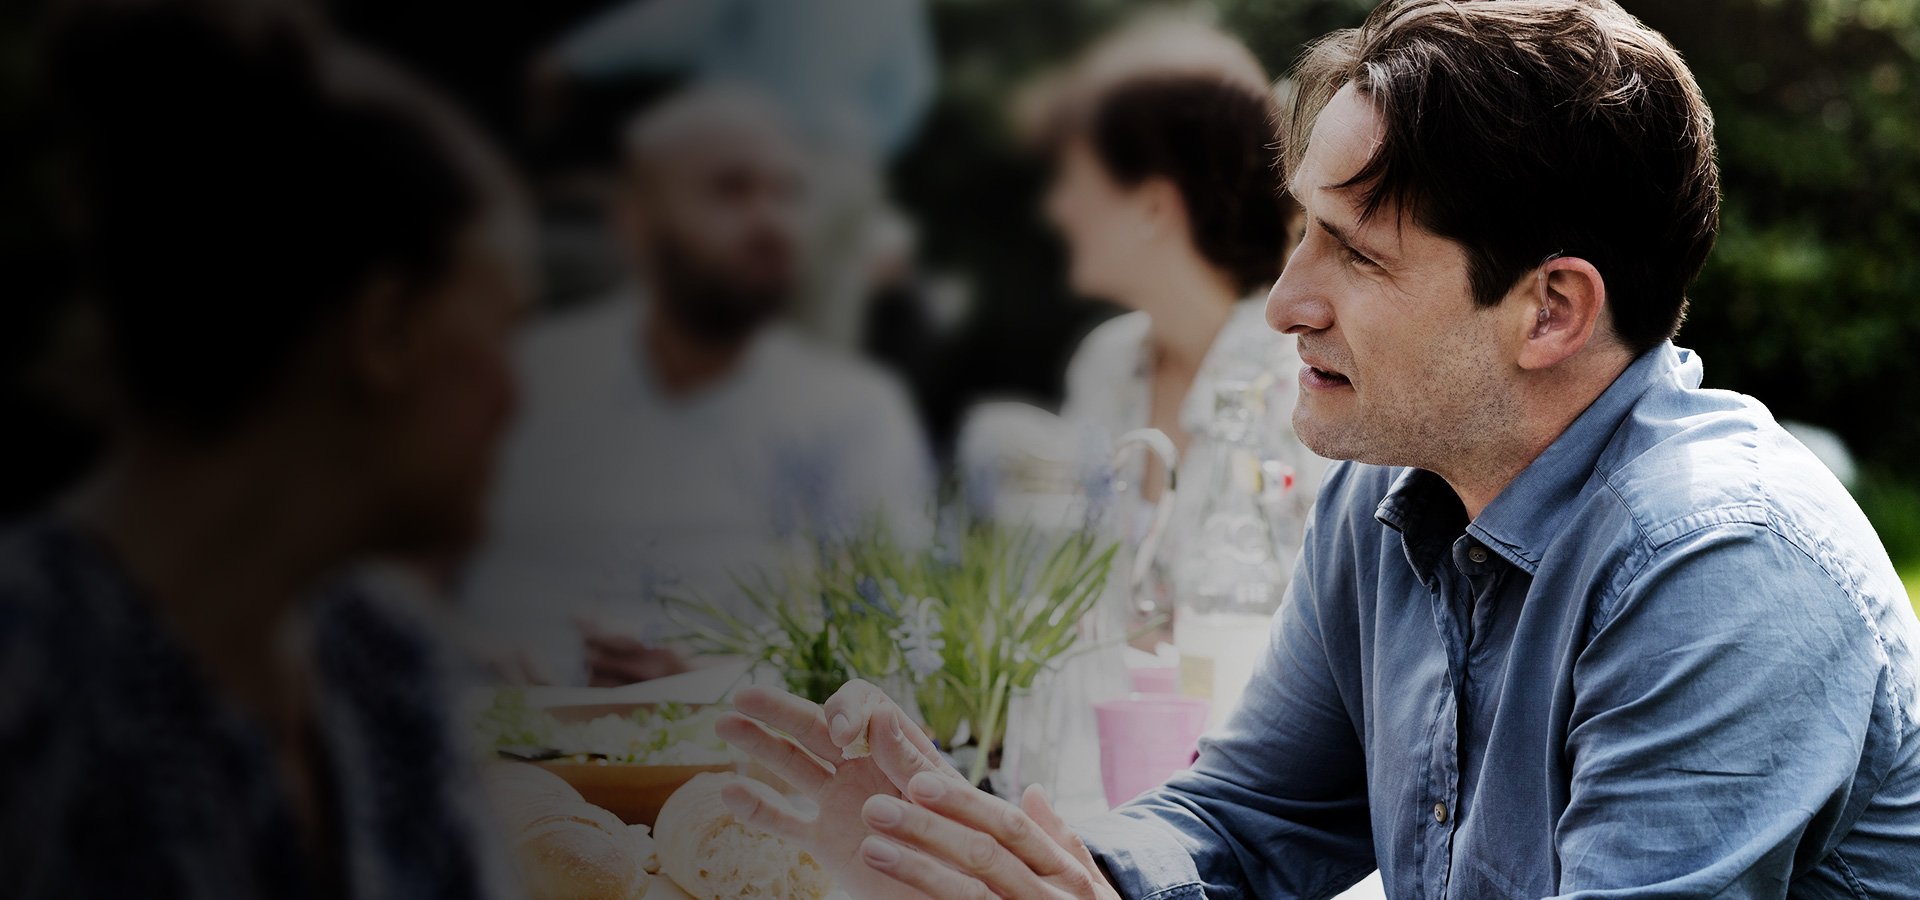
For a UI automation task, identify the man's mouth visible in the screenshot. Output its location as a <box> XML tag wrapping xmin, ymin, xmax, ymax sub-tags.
<box><xmin>1302</xmin><ymin>364</ymin><xmax>1353</xmax><ymax>390</ymax></box>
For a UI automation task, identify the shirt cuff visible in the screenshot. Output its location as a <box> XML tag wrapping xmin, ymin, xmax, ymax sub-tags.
<box><xmin>1075</xmin><ymin>810</ymin><xmax>1208</xmax><ymax>900</ymax></box>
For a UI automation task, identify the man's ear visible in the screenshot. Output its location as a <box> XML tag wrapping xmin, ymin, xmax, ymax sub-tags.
<box><xmin>611</xmin><ymin>191</ymin><xmax>647</xmax><ymax>260</ymax></box>
<box><xmin>1516</xmin><ymin>256</ymin><xmax>1607</xmax><ymax>371</ymax></box>
<box><xmin>345</xmin><ymin>272</ymin><xmax>417</xmax><ymax>398</ymax></box>
<box><xmin>609</xmin><ymin>172</ymin><xmax>664</xmax><ymax>266</ymax></box>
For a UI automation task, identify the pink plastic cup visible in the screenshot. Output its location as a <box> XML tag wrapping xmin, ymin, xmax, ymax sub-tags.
<box><xmin>1127</xmin><ymin>665</ymin><xmax>1180</xmax><ymax>695</ymax></box>
<box><xmin>1094</xmin><ymin>695</ymin><xmax>1210</xmax><ymax>808</ymax></box>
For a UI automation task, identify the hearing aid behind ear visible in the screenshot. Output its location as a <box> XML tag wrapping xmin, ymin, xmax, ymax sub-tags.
<box><xmin>1533</xmin><ymin>251</ymin><xmax>1564</xmax><ymax>337</ymax></box>
<box><xmin>1533</xmin><ymin>269</ymin><xmax>1553</xmax><ymax>337</ymax></box>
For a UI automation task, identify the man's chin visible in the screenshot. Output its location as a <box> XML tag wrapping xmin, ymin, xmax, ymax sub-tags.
<box><xmin>1293</xmin><ymin>410</ymin><xmax>1371</xmax><ymax>464</ymax></box>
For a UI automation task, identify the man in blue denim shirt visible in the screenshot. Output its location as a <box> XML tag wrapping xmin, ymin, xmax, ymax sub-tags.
<box><xmin>712</xmin><ymin>1</ymin><xmax>1920</xmax><ymax>896</ymax></box>
<box><xmin>1067</xmin><ymin>335</ymin><xmax>1920</xmax><ymax>897</ymax></box>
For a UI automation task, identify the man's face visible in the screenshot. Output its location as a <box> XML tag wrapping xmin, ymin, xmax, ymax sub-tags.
<box><xmin>1266</xmin><ymin>84</ymin><xmax>1521</xmax><ymax>469</ymax></box>
<box><xmin>630</xmin><ymin>125</ymin><xmax>803</xmax><ymax>341</ymax></box>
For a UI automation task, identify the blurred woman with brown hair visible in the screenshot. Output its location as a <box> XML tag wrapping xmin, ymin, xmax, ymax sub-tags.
<box><xmin>0</xmin><ymin>1</ymin><xmax>533</xmax><ymax>895</ymax></box>
<box><xmin>1031</xmin><ymin>21</ymin><xmax>1323</xmax><ymax>629</ymax></box>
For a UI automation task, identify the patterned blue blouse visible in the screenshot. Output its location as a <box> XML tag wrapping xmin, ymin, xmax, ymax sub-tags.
<box><xmin>0</xmin><ymin>520</ymin><xmax>517</xmax><ymax>899</ymax></box>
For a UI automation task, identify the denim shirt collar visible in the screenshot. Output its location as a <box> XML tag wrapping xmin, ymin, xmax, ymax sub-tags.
<box><xmin>1376</xmin><ymin>342</ymin><xmax>1700</xmax><ymax>581</ymax></box>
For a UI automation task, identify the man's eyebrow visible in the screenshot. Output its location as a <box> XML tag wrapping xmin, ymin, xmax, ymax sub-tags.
<box><xmin>1315</xmin><ymin>214</ymin><xmax>1393</xmax><ymax>264</ymax></box>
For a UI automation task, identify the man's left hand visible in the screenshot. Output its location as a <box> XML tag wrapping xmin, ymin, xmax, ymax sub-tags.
<box><xmin>857</xmin><ymin>770</ymin><xmax>1121</xmax><ymax>900</ymax></box>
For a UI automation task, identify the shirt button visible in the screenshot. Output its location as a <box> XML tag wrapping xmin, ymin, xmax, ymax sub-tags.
<box><xmin>1467</xmin><ymin>547</ymin><xmax>1488</xmax><ymax>564</ymax></box>
<box><xmin>1433</xmin><ymin>801</ymin><xmax>1449</xmax><ymax>823</ymax></box>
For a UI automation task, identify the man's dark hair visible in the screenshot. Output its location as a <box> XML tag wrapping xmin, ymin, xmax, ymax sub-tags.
<box><xmin>1080</xmin><ymin>74</ymin><xmax>1291</xmax><ymax>296</ymax></box>
<box><xmin>1285</xmin><ymin>0</ymin><xmax>1720</xmax><ymax>354</ymax></box>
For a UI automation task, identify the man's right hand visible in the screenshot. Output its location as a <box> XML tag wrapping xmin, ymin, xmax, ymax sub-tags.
<box><xmin>715</xmin><ymin>680</ymin><xmax>1119</xmax><ymax>899</ymax></box>
<box><xmin>713</xmin><ymin>680</ymin><xmax>958</xmax><ymax>898</ymax></box>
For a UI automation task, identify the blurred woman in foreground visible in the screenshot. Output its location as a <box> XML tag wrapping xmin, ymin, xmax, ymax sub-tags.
<box><xmin>0</xmin><ymin>1</ymin><xmax>531</xmax><ymax>895</ymax></box>
<box><xmin>1031</xmin><ymin>21</ymin><xmax>1322</xmax><ymax>628</ymax></box>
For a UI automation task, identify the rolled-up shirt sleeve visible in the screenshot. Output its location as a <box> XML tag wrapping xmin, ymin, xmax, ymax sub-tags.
<box><xmin>1077</xmin><ymin>514</ymin><xmax>1375</xmax><ymax>899</ymax></box>
<box><xmin>1553</xmin><ymin>522</ymin><xmax>1902</xmax><ymax>897</ymax></box>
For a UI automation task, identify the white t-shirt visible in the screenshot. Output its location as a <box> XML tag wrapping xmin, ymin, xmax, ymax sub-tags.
<box><xmin>460</xmin><ymin>295</ymin><xmax>933</xmax><ymax>679</ymax></box>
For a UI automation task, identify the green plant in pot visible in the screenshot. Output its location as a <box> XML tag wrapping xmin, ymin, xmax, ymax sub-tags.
<box><xmin>667</xmin><ymin>521</ymin><xmax>1117</xmax><ymax>787</ymax></box>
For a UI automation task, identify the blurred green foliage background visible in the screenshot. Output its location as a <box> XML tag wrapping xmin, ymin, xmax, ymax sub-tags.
<box><xmin>896</xmin><ymin>0</ymin><xmax>1920</xmax><ymax>600</ymax></box>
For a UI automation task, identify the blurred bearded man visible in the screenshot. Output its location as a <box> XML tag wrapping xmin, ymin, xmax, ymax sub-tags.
<box><xmin>462</xmin><ymin>87</ymin><xmax>932</xmax><ymax>686</ymax></box>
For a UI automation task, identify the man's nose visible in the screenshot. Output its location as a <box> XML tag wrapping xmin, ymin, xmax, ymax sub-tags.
<box><xmin>756</xmin><ymin>196</ymin><xmax>803</xmax><ymax>240</ymax></box>
<box><xmin>1265</xmin><ymin>262</ymin><xmax>1333</xmax><ymax>335</ymax></box>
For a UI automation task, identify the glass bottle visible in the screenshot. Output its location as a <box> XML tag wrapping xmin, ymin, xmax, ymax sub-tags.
<box><xmin>1172</xmin><ymin>378</ymin><xmax>1295</xmax><ymax>726</ymax></box>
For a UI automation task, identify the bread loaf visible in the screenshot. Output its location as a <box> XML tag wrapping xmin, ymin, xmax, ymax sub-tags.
<box><xmin>482</xmin><ymin>760</ymin><xmax>577</xmax><ymax>811</ymax></box>
<box><xmin>481</xmin><ymin>763</ymin><xmax>656</xmax><ymax>899</ymax></box>
<box><xmin>653</xmin><ymin>773</ymin><xmax>831</xmax><ymax>900</ymax></box>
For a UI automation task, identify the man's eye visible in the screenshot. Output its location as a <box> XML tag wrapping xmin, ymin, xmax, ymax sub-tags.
<box><xmin>1341</xmin><ymin>245</ymin><xmax>1377</xmax><ymax>269</ymax></box>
